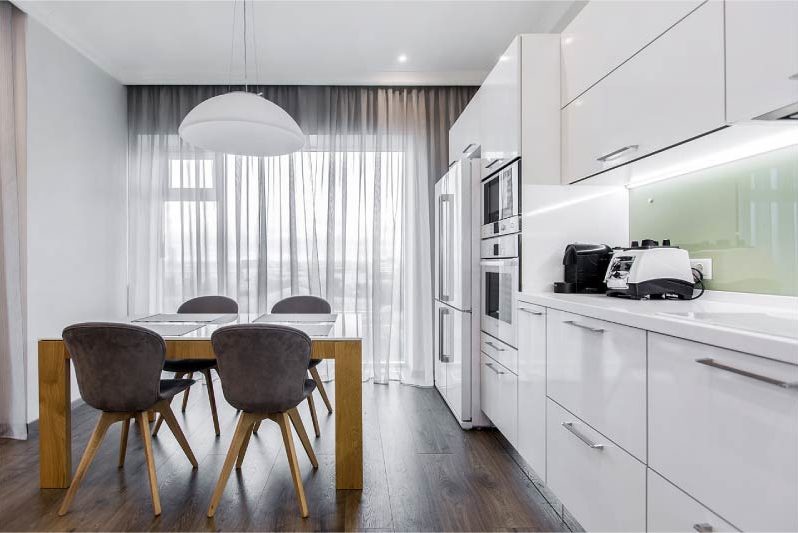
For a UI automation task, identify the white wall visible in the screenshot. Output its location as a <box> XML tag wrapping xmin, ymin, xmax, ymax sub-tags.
<box><xmin>25</xmin><ymin>19</ymin><xmax>128</xmax><ymax>422</ymax></box>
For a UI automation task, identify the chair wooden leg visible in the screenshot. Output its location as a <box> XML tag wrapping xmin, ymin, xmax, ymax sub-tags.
<box><xmin>207</xmin><ymin>413</ymin><xmax>256</xmax><ymax>518</ymax></box>
<box><xmin>152</xmin><ymin>372</ymin><xmax>184</xmax><ymax>437</ymax></box>
<box><xmin>203</xmin><ymin>369</ymin><xmax>220</xmax><ymax>436</ymax></box>
<box><xmin>181</xmin><ymin>372</ymin><xmax>193</xmax><ymax>412</ymax></box>
<box><xmin>235</xmin><ymin>421</ymin><xmax>255</xmax><ymax>469</ymax></box>
<box><xmin>136</xmin><ymin>411</ymin><xmax>161</xmax><ymax>516</ymax></box>
<box><xmin>252</xmin><ymin>421</ymin><xmax>261</xmax><ymax>434</ymax></box>
<box><xmin>306</xmin><ymin>395</ymin><xmax>320</xmax><ymax>437</ymax></box>
<box><xmin>275</xmin><ymin>411</ymin><xmax>309</xmax><ymax>518</ymax></box>
<box><xmin>118</xmin><ymin>417</ymin><xmax>131</xmax><ymax>468</ymax></box>
<box><xmin>287</xmin><ymin>407</ymin><xmax>318</xmax><ymax>469</ymax></box>
<box><xmin>58</xmin><ymin>413</ymin><xmax>115</xmax><ymax>516</ymax></box>
<box><xmin>309</xmin><ymin>367</ymin><xmax>332</xmax><ymax>413</ymax></box>
<box><xmin>153</xmin><ymin>400</ymin><xmax>198</xmax><ymax>468</ymax></box>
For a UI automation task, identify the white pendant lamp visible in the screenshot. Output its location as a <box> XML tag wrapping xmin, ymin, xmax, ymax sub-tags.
<box><xmin>178</xmin><ymin>0</ymin><xmax>304</xmax><ymax>157</ymax></box>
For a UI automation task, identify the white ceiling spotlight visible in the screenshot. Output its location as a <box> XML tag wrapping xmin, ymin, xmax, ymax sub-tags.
<box><xmin>178</xmin><ymin>0</ymin><xmax>304</xmax><ymax>157</ymax></box>
<box><xmin>397</xmin><ymin>54</ymin><xmax>408</xmax><ymax>63</ymax></box>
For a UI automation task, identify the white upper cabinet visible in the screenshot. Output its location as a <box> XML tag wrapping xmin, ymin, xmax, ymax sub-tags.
<box><xmin>560</xmin><ymin>0</ymin><xmax>703</xmax><ymax>106</ymax></box>
<box><xmin>448</xmin><ymin>91</ymin><xmax>482</xmax><ymax>166</ymax></box>
<box><xmin>561</xmin><ymin>0</ymin><xmax>725</xmax><ymax>184</ymax></box>
<box><xmin>480</xmin><ymin>36</ymin><xmax>521</xmax><ymax>166</ymax></box>
<box><xmin>725</xmin><ymin>0</ymin><xmax>798</xmax><ymax>121</ymax></box>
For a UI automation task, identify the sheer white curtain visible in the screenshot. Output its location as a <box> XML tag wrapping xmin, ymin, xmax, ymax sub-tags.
<box><xmin>128</xmin><ymin>86</ymin><xmax>474</xmax><ymax>385</ymax></box>
<box><xmin>0</xmin><ymin>2</ymin><xmax>27</xmax><ymax>439</ymax></box>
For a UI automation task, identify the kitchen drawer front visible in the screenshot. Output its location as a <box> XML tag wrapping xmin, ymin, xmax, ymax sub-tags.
<box><xmin>546</xmin><ymin>399</ymin><xmax>646</xmax><ymax>532</ymax></box>
<box><xmin>481</xmin><ymin>352</ymin><xmax>518</xmax><ymax>446</ymax></box>
<box><xmin>648</xmin><ymin>468</ymin><xmax>739</xmax><ymax>533</ymax></box>
<box><xmin>481</xmin><ymin>332</ymin><xmax>518</xmax><ymax>375</ymax></box>
<box><xmin>649</xmin><ymin>333</ymin><xmax>798</xmax><ymax>532</ymax></box>
<box><xmin>546</xmin><ymin>309</ymin><xmax>646</xmax><ymax>461</ymax></box>
<box><xmin>561</xmin><ymin>1</ymin><xmax>724</xmax><ymax>183</ymax></box>
<box><xmin>517</xmin><ymin>302</ymin><xmax>547</xmax><ymax>480</ymax></box>
<box><xmin>560</xmin><ymin>0</ymin><xmax>703</xmax><ymax>105</ymax></box>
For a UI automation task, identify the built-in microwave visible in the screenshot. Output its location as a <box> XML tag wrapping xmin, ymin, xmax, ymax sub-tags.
<box><xmin>481</xmin><ymin>158</ymin><xmax>520</xmax><ymax>239</ymax></box>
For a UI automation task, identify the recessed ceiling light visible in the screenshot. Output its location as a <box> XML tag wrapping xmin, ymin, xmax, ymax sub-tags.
<box><xmin>499</xmin><ymin>55</ymin><xmax>509</xmax><ymax>62</ymax></box>
<box><xmin>563</xmin><ymin>36</ymin><xmax>574</xmax><ymax>45</ymax></box>
<box><xmin>397</xmin><ymin>54</ymin><xmax>408</xmax><ymax>63</ymax></box>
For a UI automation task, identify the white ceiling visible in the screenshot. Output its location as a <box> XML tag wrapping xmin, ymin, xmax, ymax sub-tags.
<box><xmin>14</xmin><ymin>0</ymin><xmax>584</xmax><ymax>85</ymax></box>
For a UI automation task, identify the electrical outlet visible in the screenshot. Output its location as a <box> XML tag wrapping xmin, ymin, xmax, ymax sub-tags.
<box><xmin>690</xmin><ymin>258</ymin><xmax>713</xmax><ymax>280</ymax></box>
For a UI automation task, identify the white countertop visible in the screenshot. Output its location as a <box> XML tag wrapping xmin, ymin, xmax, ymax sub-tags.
<box><xmin>517</xmin><ymin>291</ymin><xmax>798</xmax><ymax>366</ymax></box>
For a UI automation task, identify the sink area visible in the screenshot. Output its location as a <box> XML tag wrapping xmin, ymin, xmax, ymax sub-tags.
<box><xmin>657</xmin><ymin>311</ymin><xmax>798</xmax><ymax>339</ymax></box>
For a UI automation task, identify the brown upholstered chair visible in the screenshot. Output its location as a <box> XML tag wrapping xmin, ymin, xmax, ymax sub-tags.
<box><xmin>152</xmin><ymin>295</ymin><xmax>238</xmax><ymax>438</ymax></box>
<box><xmin>252</xmin><ymin>295</ymin><xmax>332</xmax><ymax>437</ymax></box>
<box><xmin>58</xmin><ymin>323</ymin><xmax>198</xmax><ymax>517</ymax></box>
<box><xmin>207</xmin><ymin>324</ymin><xmax>319</xmax><ymax>518</ymax></box>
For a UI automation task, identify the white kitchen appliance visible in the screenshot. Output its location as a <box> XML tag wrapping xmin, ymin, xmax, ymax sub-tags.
<box><xmin>481</xmin><ymin>159</ymin><xmax>521</xmax><ymax>238</ymax></box>
<box><xmin>434</xmin><ymin>158</ymin><xmax>488</xmax><ymax>428</ymax></box>
<box><xmin>604</xmin><ymin>245</ymin><xmax>695</xmax><ymax>300</ymax></box>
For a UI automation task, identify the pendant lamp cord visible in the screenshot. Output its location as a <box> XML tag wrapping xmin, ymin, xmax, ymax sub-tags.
<box><xmin>227</xmin><ymin>0</ymin><xmax>236</xmax><ymax>92</ymax></box>
<box><xmin>243</xmin><ymin>0</ymin><xmax>248</xmax><ymax>91</ymax></box>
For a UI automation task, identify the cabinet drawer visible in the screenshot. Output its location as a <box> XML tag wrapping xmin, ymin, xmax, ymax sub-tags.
<box><xmin>546</xmin><ymin>399</ymin><xmax>645</xmax><ymax>532</ymax></box>
<box><xmin>649</xmin><ymin>333</ymin><xmax>798</xmax><ymax>532</ymax></box>
<box><xmin>481</xmin><ymin>352</ymin><xmax>518</xmax><ymax>446</ymax></box>
<box><xmin>481</xmin><ymin>332</ymin><xmax>517</xmax><ymax>374</ymax></box>
<box><xmin>546</xmin><ymin>309</ymin><xmax>646</xmax><ymax>460</ymax></box>
<box><xmin>648</xmin><ymin>469</ymin><xmax>739</xmax><ymax>532</ymax></box>
<box><xmin>561</xmin><ymin>1</ymin><xmax>724</xmax><ymax>183</ymax></box>
<box><xmin>517</xmin><ymin>302</ymin><xmax>546</xmax><ymax>480</ymax></box>
<box><xmin>561</xmin><ymin>0</ymin><xmax>702</xmax><ymax>105</ymax></box>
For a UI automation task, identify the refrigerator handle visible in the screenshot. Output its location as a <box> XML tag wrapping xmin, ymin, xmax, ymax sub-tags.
<box><xmin>438</xmin><ymin>307</ymin><xmax>451</xmax><ymax>363</ymax></box>
<box><xmin>438</xmin><ymin>194</ymin><xmax>451</xmax><ymax>302</ymax></box>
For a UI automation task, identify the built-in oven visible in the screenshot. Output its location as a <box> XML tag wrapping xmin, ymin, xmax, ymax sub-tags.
<box><xmin>481</xmin><ymin>159</ymin><xmax>520</xmax><ymax>239</ymax></box>
<box><xmin>480</xmin><ymin>233</ymin><xmax>520</xmax><ymax>348</ymax></box>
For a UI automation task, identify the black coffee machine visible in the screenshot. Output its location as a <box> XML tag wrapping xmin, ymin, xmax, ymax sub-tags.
<box><xmin>554</xmin><ymin>243</ymin><xmax>614</xmax><ymax>294</ymax></box>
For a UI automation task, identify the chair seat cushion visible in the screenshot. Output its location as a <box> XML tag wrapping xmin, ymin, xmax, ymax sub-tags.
<box><xmin>308</xmin><ymin>358</ymin><xmax>322</xmax><ymax>368</ymax></box>
<box><xmin>163</xmin><ymin>359</ymin><xmax>217</xmax><ymax>373</ymax></box>
<box><xmin>159</xmin><ymin>379</ymin><xmax>195</xmax><ymax>400</ymax></box>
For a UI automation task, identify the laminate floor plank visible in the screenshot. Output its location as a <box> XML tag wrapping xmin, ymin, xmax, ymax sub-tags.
<box><xmin>0</xmin><ymin>381</ymin><xmax>568</xmax><ymax>532</ymax></box>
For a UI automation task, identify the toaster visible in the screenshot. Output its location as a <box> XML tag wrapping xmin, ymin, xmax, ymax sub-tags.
<box><xmin>604</xmin><ymin>243</ymin><xmax>695</xmax><ymax>300</ymax></box>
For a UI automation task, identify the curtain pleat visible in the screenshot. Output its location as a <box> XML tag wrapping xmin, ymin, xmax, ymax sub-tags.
<box><xmin>127</xmin><ymin>85</ymin><xmax>475</xmax><ymax>384</ymax></box>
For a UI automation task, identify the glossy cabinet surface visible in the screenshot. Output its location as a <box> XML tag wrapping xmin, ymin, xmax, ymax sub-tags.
<box><xmin>546</xmin><ymin>399</ymin><xmax>646</xmax><ymax>532</ymax></box>
<box><xmin>480</xmin><ymin>331</ymin><xmax>517</xmax><ymax>374</ymax></box>
<box><xmin>725</xmin><ymin>0</ymin><xmax>798</xmax><ymax>121</ymax></box>
<box><xmin>481</xmin><ymin>352</ymin><xmax>518</xmax><ymax>446</ymax></box>
<box><xmin>648</xmin><ymin>333</ymin><xmax>798</xmax><ymax>532</ymax></box>
<box><xmin>546</xmin><ymin>309</ymin><xmax>647</xmax><ymax>461</ymax></box>
<box><xmin>560</xmin><ymin>0</ymin><xmax>702</xmax><ymax>106</ymax></box>
<box><xmin>647</xmin><ymin>468</ymin><xmax>739</xmax><ymax>532</ymax></box>
<box><xmin>480</xmin><ymin>37</ymin><xmax>521</xmax><ymax>165</ymax></box>
<box><xmin>561</xmin><ymin>1</ymin><xmax>724</xmax><ymax>183</ymax></box>
<box><xmin>448</xmin><ymin>92</ymin><xmax>482</xmax><ymax>166</ymax></box>
<box><xmin>516</xmin><ymin>301</ymin><xmax>546</xmax><ymax>480</ymax></box>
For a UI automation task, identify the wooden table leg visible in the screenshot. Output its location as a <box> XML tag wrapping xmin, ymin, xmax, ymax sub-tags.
<box><xmin>334</xmin><ymin>340</ymin><xmax>362</xmax><ymax>490</ymax></box>
<box><xmin>39</xmin><ymin>340</ymin><xmax>71</xmax><ymax>488</ymax></box>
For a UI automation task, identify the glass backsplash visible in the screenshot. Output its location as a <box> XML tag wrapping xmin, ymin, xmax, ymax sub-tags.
<box><xmin>629</xmin><ymin>144</ymin><xmax>798</xmax><ymax>296</ymax></box>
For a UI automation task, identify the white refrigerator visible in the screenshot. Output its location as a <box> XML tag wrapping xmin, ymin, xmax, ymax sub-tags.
<box><xmin>434</xmin><ymin>158</ymin><xmax>486</xmax><ymax>428</ymax></box>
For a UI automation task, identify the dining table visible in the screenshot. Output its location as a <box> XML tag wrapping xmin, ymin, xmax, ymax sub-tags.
<box><xmin>37</xmin><ymin>312</ymin><xmax>363</xmax><ymax>491</ymax></box>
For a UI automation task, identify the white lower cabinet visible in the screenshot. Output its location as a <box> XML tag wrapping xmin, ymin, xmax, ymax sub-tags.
<box><xmin>516</xmin><ymin>302</ymin><xmax>546</xmax><ymax>480</ymax></box>
<box><xmin>546</xmin><ymin>399</ymin><xmax>646</xmax><ymax>532</ymax></box>
<box><xmin>481</xmin><ymin>352</ymin><xmax>518</xmax><ymax>446</ymax></box>
<box><xmin>648</xmin><ymin>469</ymin><xmax>739</xmax><ymax>532</ymax></box>
<box><xmin>648</xmin><ymin>333</ymin><xmax>798</xmax><ymax>532</ymax></box>
<box><xmin>546</xmin><ymin>309</ymin><xmax>647</xmax><ymax>461</ymax></box>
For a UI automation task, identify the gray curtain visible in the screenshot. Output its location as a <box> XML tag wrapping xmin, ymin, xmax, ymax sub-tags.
<box><xmin>127</xmin><ymin>85</ymin><xmax>475</xmax><ymax>385</ymax></box>
<box><xmin>0</xmin><ymin>1</ymin><xmax>27</xmax><ymax>439</ymax></box>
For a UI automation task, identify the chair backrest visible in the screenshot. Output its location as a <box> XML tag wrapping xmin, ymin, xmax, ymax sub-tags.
<box><xmin>211</xmin><ymin>324</ymin><xmax>312</xmax><ymax>413</ymax></box>
<box><xmin>271</xmin><ymin>295</ymin><xmax>331</xmax><ymax>314</ymax></box>
<box><xmin>62</xmin><ymin>323</ymin><xmax>165</xmax><ymax>412</ymax></box>
<box><xmin>177</xmin><ymin>295</ymin><xmax>238</xmax><ymax>314</ymax></box>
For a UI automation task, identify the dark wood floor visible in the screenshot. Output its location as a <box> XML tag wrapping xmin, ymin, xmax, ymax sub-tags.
<box><xmin>0</xmin><ymin>379</ymin><xmax>570</xmax><ymax>532</ymax></box>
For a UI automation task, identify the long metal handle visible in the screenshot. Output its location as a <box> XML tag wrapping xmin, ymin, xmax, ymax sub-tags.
<box><xmin>484</xmin><ymin>341</ymin><xmax>505</xmax><ymax>352</ymax></box>
<box><xmin>462</xmin><ymin>143</ymin><xmax>476</xmax><ymax>154</ymax></box>
<box><xmin>485</xmin><ymin>362</ymin><xmax>505</xmax><ymax>375</ymax></box>
<box><xmin>561</xmin><ymin>422</ymin><xmax>604</xmax><ymax>450</ymax></box>
<box><xmin>438</xmin><ymin>307</ymin><xmax>451</xmax><ymax>363</ymax></box>
<box><xmin>486</xmin><ymin>159</ymin><xmax>501</xmax><ymax>169</ymax></box>
<box><xmin>438</xmin><ymin>195</ymin><xmax>451</xmax><ymax>302</ymax></box>
<box><xmin>563</xmin><ymin>320</ymin><xmax>605</xmax><ymax>333</ymax></box>
<box><xmin>695</xmin><ymin>358</ymin><xmax>798</xmax><ymax>389</ymax></box>
<box><xmin>693</xmin><ymin>523</ymin><xmax>713</xmax><ymax>532</ymax></box>
<box><xmin>519</xmin><ymin>307</ymin><xmax>543</xmax><ymax>316</ymax></box>
<box><xmin>596</xmin><ymin>144</ymin><xmax>639</xmax><ymax>162</ymax></box>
